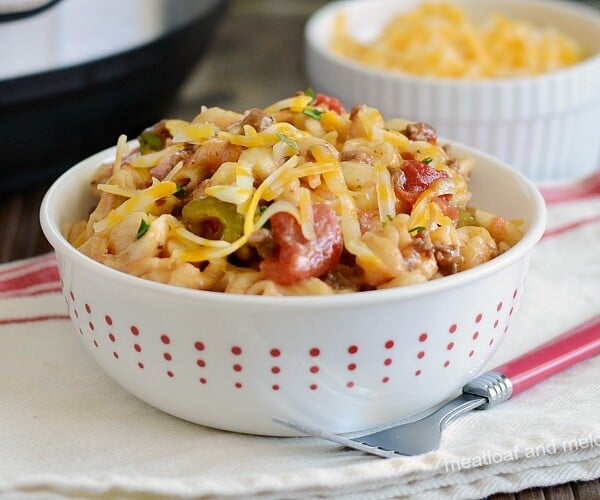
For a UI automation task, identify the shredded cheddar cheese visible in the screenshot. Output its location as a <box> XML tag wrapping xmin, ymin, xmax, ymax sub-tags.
<box><xmin>375</xmin><ymin>162</ymin><xmax>396</xmax><ymax>223</ymax></box>
<box><xmin>166</xmin><ymin>120</ymin><xmax>215</xmax><ymax>144</ymax></box>
<box><xmin>129</xmin><ymin>144</ymin><xmax>184</xmax><ymax>168</ymax></box>
<box><xmin>331</xmin><ymin>2</ymin><xmax>586</xmax><ymax>79</ymax></box>
<box><xmin>96</xmin><ymin>183</ymin><xmax>136</xmax><ymax>198</ymax></box>
<box><xmin>112</xmin><ymin>134</ymin><xmax>128</xmax><ymax>175</ymax></box>
<box><xmin>93</xmin><ymin>180</ymin><xmax>178</xmax><ymax>233</ymax></box>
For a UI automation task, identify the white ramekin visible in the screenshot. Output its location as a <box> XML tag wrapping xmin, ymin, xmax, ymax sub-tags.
<box><xmin>305</xmin><ymin>0</ymin><xmax>600</xmax><ymax>181</ymax></box>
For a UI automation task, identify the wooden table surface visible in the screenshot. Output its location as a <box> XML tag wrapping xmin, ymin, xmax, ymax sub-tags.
<box><xmin>1</xmin><ymin>1</ymin><xmax>598</xmax><ymax>498</ymax></box>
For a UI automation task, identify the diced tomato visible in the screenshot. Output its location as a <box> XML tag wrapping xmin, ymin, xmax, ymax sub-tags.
<box><xmin>261</xmin><ymin>204</ymin><xmax>343</xmax><ymax>285</ymax></box>
<box><xmin>314</xmin><ymin>94</ymin><xmax>346</xmax><ymax>114</ymax></box>
<box><xmin>434</xmin><ymin>194</ymin><xmax>459</xmax><ymax>220</ymax></box>
<box><xmin>391</xmin><ymin>160</ymin><xmax>449</xmax><ymax>213</ymax></box>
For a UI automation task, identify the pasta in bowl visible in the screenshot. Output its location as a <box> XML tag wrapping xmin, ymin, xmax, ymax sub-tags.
<box><xmin>40</xmin><ymin>94</ymin><xmax>545</xmax><ymax>435</ymax></box>
<box><xmin>66</xmin><ymin>92</ymin><xmax>524</xmax><ymax>295</ymax></box>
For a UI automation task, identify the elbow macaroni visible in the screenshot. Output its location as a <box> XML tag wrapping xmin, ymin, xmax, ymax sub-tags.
<box><xmin>68</xmin><ymin>92</ymin><xmax>525</xmax><ymax>295</ymax></box>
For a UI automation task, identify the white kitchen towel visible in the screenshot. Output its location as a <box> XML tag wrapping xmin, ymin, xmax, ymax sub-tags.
<box><xmin>1</xmin><ymin>173</ymin><xmax>599</xmax><ymax>500</ymax></box>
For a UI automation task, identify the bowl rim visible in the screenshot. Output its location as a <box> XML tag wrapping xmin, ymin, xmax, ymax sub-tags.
<box><xmin>40</xmin><ymin>140</ymin><xmax>547</xmax><ymax>309</ymax></box>
<box><xmin>305</xmin><ymin>0</ymin><xmax>600</xmax><ymax>87</ymax></box>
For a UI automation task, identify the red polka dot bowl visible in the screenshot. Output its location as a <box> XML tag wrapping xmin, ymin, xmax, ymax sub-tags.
<box><xmin>40</xmin><ymin>141</ymin><xmax>546</xmax><ymax>436</ymax></box>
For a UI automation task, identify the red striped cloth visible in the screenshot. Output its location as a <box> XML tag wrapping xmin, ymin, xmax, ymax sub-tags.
<box><xmin>0</xmin><ymin>253</ymin><xmax>61</xmax><ymax>298</ymax></box>
<box><xmin>540</xmin><ymin>170</ymin><xmax>600</xmax><ymax>205</ymax></box>
<box><xmin>539</xmin><ymin>170</ymin><xmax>600</xmax><ymax>240</ymax></box>
<box><xmin>0</xmin><ymin>172</ymin><xmax>598</xmax><ymax>499</ymax></box>
<box><xmin>0</xmin><ymin>254</ymin><xmax>68</xmax><ymax>325</ymax></box>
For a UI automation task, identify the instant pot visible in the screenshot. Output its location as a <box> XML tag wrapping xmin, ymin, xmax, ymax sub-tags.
<box><xmin>0</xmin><ymin>0</ymin><xmax>227</xmax><ymax>191</ymax></box>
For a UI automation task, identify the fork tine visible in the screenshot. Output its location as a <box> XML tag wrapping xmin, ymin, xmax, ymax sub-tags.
<box><xmin>272</xmin><ymin>417</ymin><xmax>399</xmax><ymax>458</ymax></box>
<box><xmin>351</xmin><ymin>416</ymin><xmax>443</xmax><ymax>456</ymax></box>
<box><xmin>352</xmin><ymin>393</ymin><xmax>486</xmax><ymax>455</ymax></box>
<box><xmin>273</xmin><ymin>393</ymin><xmax>486</xmax><ymax>458</ymax></box>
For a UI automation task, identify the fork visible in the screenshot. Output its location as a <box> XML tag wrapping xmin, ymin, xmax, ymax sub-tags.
<box><xmin>274</xmin><ymin>314</ymin><xmax>600</xmax><ymax>458</ymax></box>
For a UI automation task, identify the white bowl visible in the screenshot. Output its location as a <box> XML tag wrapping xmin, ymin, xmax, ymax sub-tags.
<box><xmin>305</xmin><ymin>0</ymin><xmax>600</xmax><ymax>182</ymax></box>
<box><xmin>40</xmin><ymin>141</ymin><xmax>546</xmax><ymax>436</ymax></box>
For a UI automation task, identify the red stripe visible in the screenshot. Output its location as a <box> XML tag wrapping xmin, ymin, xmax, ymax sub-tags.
<box><xmin>0</xmin><ymin>286</ymin><xmax>63</xmax><ymax>299</ymax></box>
<box><xmin>0</xmin><ymin>253</ymin><xmax>56</xmax><ymax>277</ymax></box>
<box><xmin>542</xmin><ymin>214</ymin><xmax>600</xmax><ymax>241</ymax></box>
<box><xmin>0</xmin><ymin>314</ymin><xmax>70</xmax><ymax>326</ymax></box>
<box><xmin>540</xmin><ymin>171</ymin><xmax>600</xmax><ymax>205</ymax></box>
<box><xmin>0</xmin><ymin>265</ymin><xmax>60</xmax><ymax>292</ymax></box>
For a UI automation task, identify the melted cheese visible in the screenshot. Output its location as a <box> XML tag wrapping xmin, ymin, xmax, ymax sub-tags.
<box><xmin>93</xmin><ymin>181</ymin><xmax>178</xmax><ymax>233</ymax></box>
<box><xmin>375</xmin><ymin>162</ymin><xmax>396</xmax><ymax>222</ymax></box>
<box><xmin>177</xmin><ymin>156</ymin><xmax>301</xmax><ymax>263</ymax></box>
<box><xmin>112</xmin><ymin>134</ymin><xmax>128</xmax><ymax>176</ymax></box>
<box><xmin>96</xmin><ymin>184</ymin><xmax>136</xmax><ymax>198</ymax></box>
<box><xmin>255</xmin><ymin>200</ymin><xmax>301</xmax><ymax>231</ymax></box>
<box><xmin>323</xmin><ymin>169</ymin><xmax>384</xmax><ymax>269</ymax></box>
<box><xmin>408</xmin><ymin>177</ymin><xmax>456</xmax><ymax>229</ymax></box>
<box><xmin>175</xmin><ymin>226</ymin><xmax>231</xmax><ymax>248</ymax></box>
<box><xmin>263</xmin><ymin>95</ymin><xmax>313</xmax><ymax>114</ymax></box>
<box><xmin>166</xmin><ymin>120</ymin><xmax>215</xmax><ymax>144</ymax></box>
<box><xmin>130</xmin><ymin>145</ymin><xmax>184</xmax><ymax>168</ymax></box>
<box><xmin>263</xmin><ymin>162</ymin><xmax>338</xmax><ymax>201</ymax></box>
<box><xmin>217</xmin><ymin>129</ymin><xmax>279</xmax><ymax>148</ymax></box>
<box><xmin>203</xmin><ymin>185</ymin><xmax>253</xmax><ymax>205</ymax></box>
<box><xmin>298</xmin><ymin>187</ymin><xmax>316</xmax><ymax>240</ymax></box>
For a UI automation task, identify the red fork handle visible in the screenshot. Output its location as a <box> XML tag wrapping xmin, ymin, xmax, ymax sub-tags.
<box><xmin>493</xmin><ymin>314</ymin><xmax>600</xmax><ymax>396</ymax></box>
